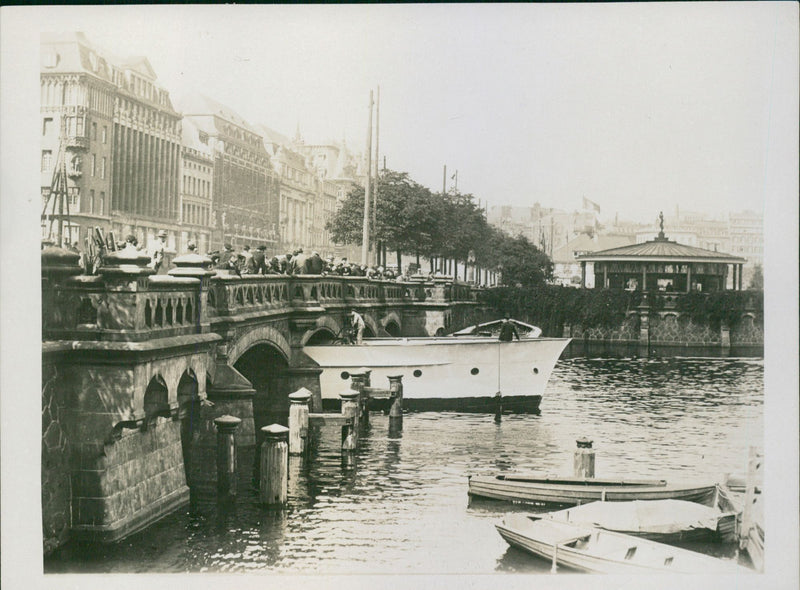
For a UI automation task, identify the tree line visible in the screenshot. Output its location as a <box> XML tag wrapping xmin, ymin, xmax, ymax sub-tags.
<box><xmin>326</xmin><ymin>169</ymin><xmax>552</xmax><ymax>288</ymax></box>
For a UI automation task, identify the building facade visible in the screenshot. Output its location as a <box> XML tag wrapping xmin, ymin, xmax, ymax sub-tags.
<box><xmin>258</xmin><ymin>126</ymin><xmax>319</xmax><ymax>254</ymax></box>
<box><xmin>179</xmin><ymin>95</ymin><xmax>278</xmax><ymax>253</ymax></box>
<box><xmin>40</xmin><ymin>33</ymin><xmax>183</xmax><ymax>253</ymax></box>
<box><xmin>41</xmin><ymin>33</ymin><xmax>117</xmax><ymax>247</ymax></box>
<box><xmin>109</xmin><ymin>58</ymin><xmax>182</xmax><ymax>252</ymax></box>
<box><xmin>179</xmin><ymin>118</ymin><xmax>214</xmax><ymax>253</ymax></box>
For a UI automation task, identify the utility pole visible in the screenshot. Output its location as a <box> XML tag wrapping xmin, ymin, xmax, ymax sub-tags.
<box><xmin>372</xmin><ymin>85</ymin><xmax>380</xmax><ymax>266</ymax></box>
<box><xmin>442</xmin><ymin>165</ymin><xmax>447</xmax><ymax>195</ymax></box>
<box><xmin>360</xmin><ymin>90</ymin><xmax>374</xmax><ymax>266</ymax></box>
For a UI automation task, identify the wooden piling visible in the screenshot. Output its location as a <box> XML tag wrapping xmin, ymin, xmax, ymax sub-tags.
<box><xmin>574</xmin><ymin>438</ymin><xmax>595</xmax><ymax>479</ymax></box>
<box><xmin>259</xmin><ymin>424</ymin><xmax>289</xmax><ymax>506</ymax></box>
<box><xmin>288</xmin><ymin>388</ymin><xmax>311</xmax><ymax>456</ymax></box>
<box><xmin>387</xmin><ymin>374</ymin><xmax>404</xmax><ymax>432</ymax></box>
<box><xmin>214</xmin><ymin>415</ymin><xmax>242</xmax><ymax>500</ymax></box>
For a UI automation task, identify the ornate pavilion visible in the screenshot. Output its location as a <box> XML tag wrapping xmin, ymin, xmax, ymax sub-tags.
<box><xmin>576</xmin><ymin>214</ymin><xmax>748</xmax><ymax>292</ymax></box>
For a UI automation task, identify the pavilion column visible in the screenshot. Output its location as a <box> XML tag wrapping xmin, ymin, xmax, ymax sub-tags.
<box><xmin>686</xmin><ymin>264</ymin><xmax>692</xmax><ymax>293</ymax></box>
<box><xmin>642</xmin><ymin>266</ymin><xmax>647</xmax><ymax>291</ymax></box>
<box><xmin>739</xmin><ymin>264</ymin><xmax>744</xmax><ymax>290</ymax></box>
<box><xmin>580</xmin><ymin>261</ymin><xmax>586</xmax><ymax>289</ymax></box>
<box><xmin>602</xmin><ymin>264</ymin><xmax>607</xmax><ymax>289</ymax></box>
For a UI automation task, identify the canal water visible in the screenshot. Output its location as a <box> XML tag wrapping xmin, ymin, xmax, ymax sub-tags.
<box><xmin>44</xmin><ymin>357</ymin><xmax>763</xmax><ymax>574</ymax></box>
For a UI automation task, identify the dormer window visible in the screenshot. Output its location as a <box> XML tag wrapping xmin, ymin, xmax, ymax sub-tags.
<box><xmin>42</xmin><ymin>51</ymin><xmax>59</xmax><ymax>68</ymax></box>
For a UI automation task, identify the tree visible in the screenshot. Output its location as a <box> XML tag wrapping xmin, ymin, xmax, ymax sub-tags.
<box><xmin>492</xmin><ymin>233</ymin><xmax>552</xmax><ymax>289</ymax></box>
<box><xmin>747</xmin><ymin>264</ymin><xmax>763</xmax><ymax>291</ymax></box>
<box><xmin>326</xmin><ymin>170</ymin><xmax>438</xmax><ymax>269</ymax></box>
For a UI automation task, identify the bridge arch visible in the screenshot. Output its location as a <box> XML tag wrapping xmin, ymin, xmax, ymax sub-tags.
<box><xmin>143</xmin><ymin>374</ymin><xmax>169</xmax><ymax>428</ymax></box>
<box><xmin>361</xmin><ymin>312</ymin><xmax>380</xmax><ymax>338</ymax></box>
<box><xmin>228</xmin><ymin>324</ymin><xmax>291</xmax><ymax>365</ymax></box>
<box><xmin>302</xmin><ymin>316</ymin><xmax>344</xmax><ymax>346</ymax></box>
<box><xmin>381</xmin><ymin>311</ymin><xmax>402</xmax><ymax>337</ymax></box>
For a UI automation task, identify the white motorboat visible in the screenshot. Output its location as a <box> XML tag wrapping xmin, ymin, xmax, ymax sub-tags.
<box><xmin>304</xmin><ymin>321</ymin><xmax>569</xmax><ymax>413</ymax></box>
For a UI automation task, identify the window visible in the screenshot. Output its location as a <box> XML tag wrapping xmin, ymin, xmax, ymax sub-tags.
<box><xmin>102</xmin><ymin>126</ymin><xmax>107</xmax><ymax>144</ymax></box>
<box><xmin>89</xmin><ymin>189</ymin><xmax>95</xmax><ymax>213</ymax></box>
<box><xmin>99</xmin><ymin>192</ymin><xmax>105</xmax><ymax>215</ymax></box>
<box><xmin>101</xmin><ymin>157</ymin><xmax>106</xmax><ymax>179</ymax></box>
<box><xmin>41</xmin><ymin>150</ymin><xmax>52</xmax><ymax>172</ymax></box>
<box><xmin>42</xmin><ymin>117</ymin><xmax>53</xmax><ymax>136</ymax></box>
<box><xmin>91</xmin><ymin>154</ymin><xmax>96</xmax><ymax>177</ymax></box>
<box><xmin>92</xmin><ymin>122</ymin><xmax>97</xmax><ymax>140</ymax></box>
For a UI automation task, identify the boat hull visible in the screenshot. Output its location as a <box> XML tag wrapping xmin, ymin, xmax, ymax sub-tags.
<box><xmin>469</xmin><ymin>475</ymin><xmax>718</xmax><ymax>506</ymax></box>
<box><xmin>539</xmin><ymin>498</ymin><xmax>737</xmax><ymax>544</ymax></box>
<box><xmin>304</xmin><ymin>336</ymin><xmax>570</xmax><ymax>412</ymax></box>
<box><xmin>495</xmin><ymin>515</ymin><xmax>749</xmax><ymax>574</ymax></box>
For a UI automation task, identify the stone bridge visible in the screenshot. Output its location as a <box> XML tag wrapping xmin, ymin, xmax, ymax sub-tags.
<box><xmin>41</xmin><ymin>246</ymin><xmax>489</xmax><ymax>550</ymax></box>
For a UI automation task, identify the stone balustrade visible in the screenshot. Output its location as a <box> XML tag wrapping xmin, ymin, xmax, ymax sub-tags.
<box><xmin>42</xmin><ymin>247</ymin><xmax>480</xmax><ymax>342</ymax></box>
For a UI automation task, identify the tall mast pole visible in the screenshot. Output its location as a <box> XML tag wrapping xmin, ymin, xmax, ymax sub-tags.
<box><xmin>442</xmin><ymin>165</ymin><xmax>447</xmax><ymax>194</ymax></box>
<box><xmin>372</xmin><ymin>85</ymin><xmax>380</xmax><ymax>266</ymax></box>
<box><xmin>360</xmin><ymin>90</ymin><xmax>374</xmax><ymax>266</ymax></box>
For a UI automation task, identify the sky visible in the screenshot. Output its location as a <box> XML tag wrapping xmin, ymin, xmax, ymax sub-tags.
<box><xmin>21</xmin><ymin>3</ymin><xmax>796</xmax><ymax>223</ymax></box>
<box><xmin>0</xmin><ymin>6</ymin><xmax>798</xmax><ymax>590</ymax></box>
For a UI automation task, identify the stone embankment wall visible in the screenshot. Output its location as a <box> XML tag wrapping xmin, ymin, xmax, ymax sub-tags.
<box><xmin>565</xmin><ymin>309</ymin><xmax>763</xmax><ymax>356</ymax></box>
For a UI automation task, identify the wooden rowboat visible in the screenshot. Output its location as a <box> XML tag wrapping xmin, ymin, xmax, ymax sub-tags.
<box><xmin>468</xmin><ymin>473</ymin><xmax>718</xmax><ymax>506</ymax></box>
<box><xmin>495</xmin><ymin>515</ymin><xmax>751</xmax><ymax>574</ymax></box>
<box><xmin>537</xmin><ymin>498</ymin><xmax>738</xmax><ymax>543</ymax></box>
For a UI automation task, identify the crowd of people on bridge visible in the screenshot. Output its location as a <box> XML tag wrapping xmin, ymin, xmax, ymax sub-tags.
<box><xmin>47</xmin><ymin>229</ymin><xmax>451</xmax><ymax>284</ymax></box>
<box><xmin>208</xmin><ymin>243</ymin><xmax>417</xmax><ymax>282</ymax></box>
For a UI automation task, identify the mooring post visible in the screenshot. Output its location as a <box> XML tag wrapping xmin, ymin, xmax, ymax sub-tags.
<box><xmin>340</xmin><ymin>387</ymin><xmax>360</xmax><ymax>428</ymax></box>
<box><xmin>387</xmin><ymin>374</ymin><xmax>404</xmax><ymax>433</ymax></box>
<box><xmin>214</xmin><ymin>415</ymin><xmax>242</xmax><ymax>500</ymax></box>
<box><xmin>350</xmin><ymin>368</ymin><xmax>371</xmax><ymax>427</ymax></box>
<box><xmin>574</xmin><ymin>438</ymin><xmax>595</xmax><ymax>479</ymax></box>
<box><xmin>288</xmin><ymin>388</ymin><xmax>311</xmax><ymax>456</ymax></box>
<box><xmin>259</xmin><ymin>424</ymin><xmax>289</xmax><ymax>506</ymax></box>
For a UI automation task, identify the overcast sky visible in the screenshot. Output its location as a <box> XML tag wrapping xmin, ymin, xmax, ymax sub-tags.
<box><xmin>19</xmin><ymin>3</ymin><xmax>800</xmax><ymax>223</ymax></box>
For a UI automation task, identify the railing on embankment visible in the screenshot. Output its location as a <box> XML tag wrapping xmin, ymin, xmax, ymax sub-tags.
<box><xmin>480</xmin><ymin>285</ymin><xmax>763</xmax><ymax>357</ymax></box>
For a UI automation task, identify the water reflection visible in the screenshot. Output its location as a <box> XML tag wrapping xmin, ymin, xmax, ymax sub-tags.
<box><xmin>44</xmin><ymin>357</ymin><xmax>762</xmax><ymax>574</ymax></box>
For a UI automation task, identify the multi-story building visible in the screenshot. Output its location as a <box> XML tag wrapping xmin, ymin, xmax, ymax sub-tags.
<box><xmin>299</xmin><ymin>140</ymin><xmax>363</xmax><ymax>205</ymax></box>
<box><xmin>488</xmin><ymin>203</ymin><xmax>598</xmax><ymax>257</ymax></box>
<box><xmin>109</xmin><ymin>58</ymin><xmax>182</xmax><ymax>252</ymax></box>
<box><xmin>179</xmin><ymin>118</ymin><xmax>214</xmax><ymax>253</ymax></box>
<box><xmin>728</xmin><ymin>210</ymin><xmax>764</xmax><ymax>286</ymax></box>
<box><xmin>257</xmin><ymin>125</ymin><xmax>318</xmax><ymax>254</ymax></box>
<box><xmin>41</xmin><ymin>33</ymin><xmax>117</xmax><ymax>247</ymax></box>
<box><xmin>40</xmin><ymin>33</ymin><xmax>183</xmax><ymax>253</ymax></box>
<box><xmin>315</xmin><ymin>178</ymin><xmax>340</xmax><ymax>258</ymax></box>
<box><xmin>178</xmin><ymin>95</ymin><xmax>278</xmax><ymax>252</ymax></box>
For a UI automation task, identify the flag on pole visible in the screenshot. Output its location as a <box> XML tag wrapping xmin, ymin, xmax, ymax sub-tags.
<box><xmin>582</xmin><ymin>196</ymin><xmax>601</xmax><ymax>213</ymax></box>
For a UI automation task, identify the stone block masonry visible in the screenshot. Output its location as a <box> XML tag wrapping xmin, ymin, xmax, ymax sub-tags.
<box><xmin>70</xmin><ymin>419</ymin><xmax>189</xmax><ymax>543</ymax></box>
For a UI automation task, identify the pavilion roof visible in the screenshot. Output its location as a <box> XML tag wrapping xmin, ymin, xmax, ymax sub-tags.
<box><xmin>576</xmin><ymin>236</ymin><xmax>746</xmax><ymax>264</ymax></box>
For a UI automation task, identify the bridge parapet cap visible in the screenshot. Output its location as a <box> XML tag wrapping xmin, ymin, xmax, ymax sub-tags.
<box><xmin>169</xmin><ymin>252</ymin><xmax>215</xmax><ymax>280</ymax></box>
<box><xmin>99</xmin><ymin>246</ymin><xmax>154</xmax><ymax>280</ymax></box>
<box><xmin>41</xmin><ymin>243</ymin><xmax>82</xmax><ymax>281</ymax></box>
<box><xmin>147</xmin><ymin>275</ymin><xmax>201</xmax><ymax>288</ymax></box>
